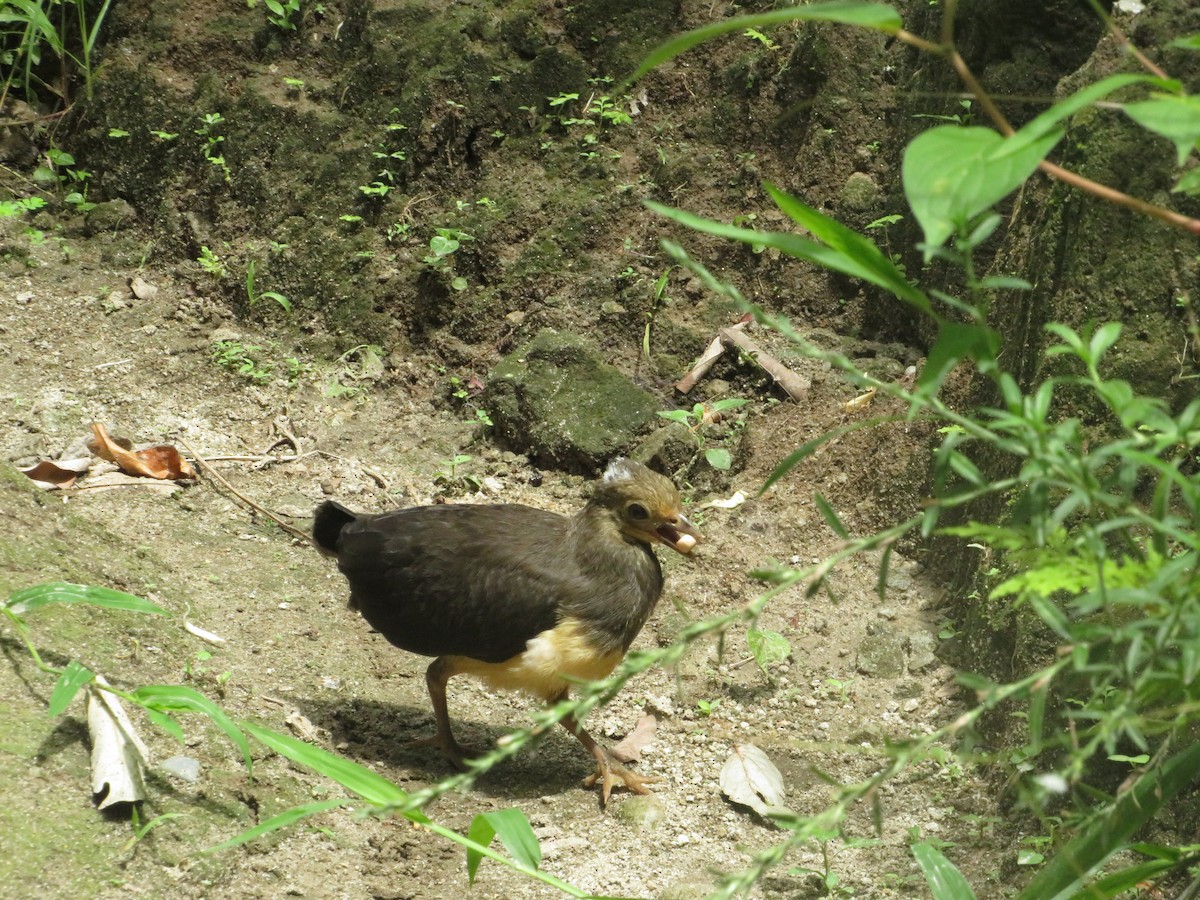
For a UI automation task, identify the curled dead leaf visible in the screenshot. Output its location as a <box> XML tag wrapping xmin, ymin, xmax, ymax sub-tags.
<box><xmin>89</xmin><ymin>422</ymin><xmax>195</xmax><ymax>481</ymax></box>
<box><xmin>20</xmin><ymin>457</ymin><xmax>92</xmax><ymax>490</ymax></box>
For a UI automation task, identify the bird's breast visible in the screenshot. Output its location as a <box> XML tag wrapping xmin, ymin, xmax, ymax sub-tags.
<box><xmin>450</xmin><ymin>616</ymin><xmax>624</xmax><ymax>702</ymax></box>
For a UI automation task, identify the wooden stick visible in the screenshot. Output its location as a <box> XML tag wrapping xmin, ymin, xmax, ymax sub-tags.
<box><xmin>176</xmin><ymin>436</ymin><xmax>312</xmax><ymax>544</ymax></box>
<box><xmin>719</xmin><ymin>326</ymin><xmax>810</xmax><ymax>401</ymax></box>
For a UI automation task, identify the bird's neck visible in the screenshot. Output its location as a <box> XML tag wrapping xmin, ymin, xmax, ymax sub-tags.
<box><xmin>564</xmin><ymin>503</ymin><xmax>664</xmax><ymax>653</ymax></box>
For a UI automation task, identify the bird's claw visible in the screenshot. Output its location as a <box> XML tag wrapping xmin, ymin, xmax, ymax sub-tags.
<box><xmin>582</xmin><ymin>754</ymin><xmax>660</xmax><ymax>806</ymax></box>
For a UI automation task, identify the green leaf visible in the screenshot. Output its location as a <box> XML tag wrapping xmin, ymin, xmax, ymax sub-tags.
<box><xmin>1088</xmin><ymin>322</ymin><xmax>1122</xmax><ymax>362</ymax></box>
<box><xmin>1124</xmin><ymin>95</ymin><xmax>1200</xmax><ymax>165</ymax></box>
<box><xmin>919</xmin><ymin>321</ymin><xmax>1001</xmax><ymax>394</ymax></box>
<box><xmin>207</xmin><ymin>798</ymin><xmax>350</xmax><ymax>853</ymax></box>
<box><xmin>764</xmin><ymin>183</ymin><xmax>932</xmax><ymax>314</ymax></box>
<box><xmin>241</xmin><ymin>720</ymin><xmax>418</xmax><ymax>812</ymax></box>
<box><xmin>1009</xmin><ymin>73</ymin><xmax>1163</xmax><ymax>153</ymax></box>
<box><xmin>625</xmin><ymin>2</ymin><xmax>902</xmax><ymax>86</ymax></box>
<box><xmin>144</xmin><ymin>707</ymin><xmax>184</xmax><ymax>742</ymax></box>
<box><xmin>647</xmin><ymin>197</ymin><xmax>932</xmax><ymax>317</ymax></box>
<box><xmin>912</xmin><ymin>841</ymin><xmax>977</xmax><ymax>900</ymax></box>
<box><xmin>5</xmin><ymin>582</ymin><xmax>170</xmax><ymax>617</ymax></box>
<box><xmin>466</xmin><ymin>809</ymin><xmax>540</xmax><ymax>884</ymax></box>
<box><xmin>814</xmin><ymin>493</ymin><xmax>849</xmax><ymax>538</ymax></box>
<box><xmin>1016</xmin><ymin>743</ymin><xmax>1200</xmax><ymax>900</ymax></box>
<box><xmin>747</xmin><ymin>628</ymin><xmax>791</xmax><ymax>674</ymax></box>
<box><xmin>133</xmin><ymin>685</ymin><xmax>252</xmax><ymax>773</ymax></box>
<box><xmin>49</xmin><ymin>660</ymin><xmax>95</xmax><ymax>716</ymax></box>
<box><xmin>705</xmin><ymin>447</ymin><xmax>732</xmax><ymax>470</ymax></box>
<box><xmin>903</xmin><ymin>126</ymin><xmax>1062</xmax><ymax>258</ymax></box>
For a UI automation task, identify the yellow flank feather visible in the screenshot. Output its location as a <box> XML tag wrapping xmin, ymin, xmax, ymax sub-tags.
<box><xmin>450</xmin><ymin>617</ymin><xmax>624</xmax><ymax>701</ymax></box>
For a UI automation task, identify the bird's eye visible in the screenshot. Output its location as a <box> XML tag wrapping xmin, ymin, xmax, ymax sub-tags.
<box><xmin>627</xmin><ymin>502</ymin><xmax>649</xmax><ymax>521</ymax></box>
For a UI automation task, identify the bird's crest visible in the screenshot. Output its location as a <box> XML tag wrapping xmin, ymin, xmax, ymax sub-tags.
<box><xmin>602</xmin><ymin>457</ymin><xmax>640</xmax><ymax>485</ymax></box>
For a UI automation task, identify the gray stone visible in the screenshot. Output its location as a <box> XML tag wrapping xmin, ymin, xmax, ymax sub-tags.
<box><xmin>613</xmin><ymin>794</ymin><xmax>668</xmax><ymax>831</ymax></box>
<box><xmin>484</xmin><ymin>329</ymin><xmax>660</xmax><ymax>472</ymax></box>
<box><xmin>906</xmin><ymin>630</ymin><xmax>940</xmax><ymax>672</ymax></box>
<box><xmin>839</xmin><ymin>172</ymin><xmax>880</xmax><ymax>211</ymax></box>
<box><xmin>856</xmin><ymin>624</ymin><xmax>905</xmax><ymax>677</ymax></box>
<box><xmin>84</xmin><ymin>199</ymin><xmax>137</xmax><ymax>235</ymax></box>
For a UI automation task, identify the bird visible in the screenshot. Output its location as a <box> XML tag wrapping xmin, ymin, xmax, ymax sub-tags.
<box><xmin>312</xmin><ymin>458</ymin><xmax>699</xmax><ymax>805</ymax></box>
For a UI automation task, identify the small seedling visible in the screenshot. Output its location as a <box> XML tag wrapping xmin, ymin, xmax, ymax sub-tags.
<box><xmin>434</xmin><ymin>454</ymin><xmax>482</xmax><ymax>492</ymax></box>
<box><xmin>212</xmin><ymin>340</ymin><xmax>272</xmax><ymax>383</ymax></box>
<box><xmin>696</xmin><ymin>698</ymin><xmax>720</xmax><ymax>717</ymax></box>
<box><xmin>747</xmin><ymin>627</ymin><xmax>791</xmax><ymax>678</ymax></box>
<box><xmin>198</xmin><ymin>246</ymin><xmax>228</xmax><ymax>278</ymax></box>
<box><xmin>657</xmin><ymin>398</ymin><xmax>749</xmax><ymax>470</ymax></box>
<box><xmin>245</xmin><ymin>259</ymin><xmax>292</xmax><ymax>312</ymax></box>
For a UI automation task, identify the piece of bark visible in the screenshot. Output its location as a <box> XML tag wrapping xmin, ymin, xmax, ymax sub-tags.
<box><xmin>675</xmin><ymin>331</ymin><xmax>731</xmax><ymax>394</ymax></box>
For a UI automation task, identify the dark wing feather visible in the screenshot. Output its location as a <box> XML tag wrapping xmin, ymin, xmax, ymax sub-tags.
<box><xmin>333</xmin><ymin>504</ymin><xmax>572</xmax><ymax>663</ymax></box>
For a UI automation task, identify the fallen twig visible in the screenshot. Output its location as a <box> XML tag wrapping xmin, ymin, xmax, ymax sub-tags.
<box><xmin>676</xmin><ymin>322</ymin><xmax>810</xmax><ymax>401</ymax></box>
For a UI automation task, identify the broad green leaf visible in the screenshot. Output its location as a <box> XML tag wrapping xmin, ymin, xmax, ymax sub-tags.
<box><xmin>1007</xmin><ymin>73</ymin><xmax>1164</xmax><ymax>153</ymax></box>
<box><xmin>144</xmin><ymin>707</ymin><xmax>184</xmax><ymax>743</ymax></box>
<box><xmin>1124</xmin><ymin>95</ymin><xmax>1200</xmax><ymax>165</ymax></box>
<box><xmin>5</xmin><ymin>581</ymin><xmax>170</xmax><ymax>617</ymax></box>
<box><xmin>1016</xmin><ymin>742</ymin><xmax>1200</xmax><ymax>900</ymax></box>
<box><xmin>903</xmin><ymin>126</ymin><xmax>1062</xmax><ymax>257</ymax></box>
<box><xmin>466</xmin><ymin>809</ymin><xmax>540</xmax><ymax>883</ymax></box>
<box><xmin>241</xmin><ymin>720</ymin><xmax>418</xmax><ymax>813</ymax></box>
<box><xmin>747</xmin><ymin>628</ymin><xmax>791</xmax><ymax>674</ymax></box>
<box><xmin>133</xmin><ymin>685</ymin><xmax>252</xmax><ymax>773</ymax></box>
<box><xmin>1174</xmin><ymin>165</ymin><xmax>1200</xmax><ymax>195</ymax></box>
<box><xmin>919</xmin><ymin>321</ymin><xmax>1001</xmax><ymax>394</ymax></box>
<box><xmin>764</xmin><ymin>183</ymin><xmax>931</xmax><ymax>313</ymax></box>
<box><xmin>705</xmin><ymin>447</ymin><xmax>732</xmax><ymax>470</ymax></box>
<box><xmin>912</xmin><ymin>841</ymin><xmax>978</xmax><ymax>900</ymax></box>
<box><xmin>206</xmin><ymin>798</ymin><xmax>351</xmax><ymax>853</ymax></box>
<box><xmin>625</xmin><ymin>2</ymin><xmax>902</xmax><ymax>86</ymax></box>
<box><xmin>647</xmin><ymin>199</ymin><xmax>932</xmax><ymax>316</ymax></box>
<box><xmin>49</xmin><ymin>660</ymin><xmax>95</xmax><ymax>716</ymax></box>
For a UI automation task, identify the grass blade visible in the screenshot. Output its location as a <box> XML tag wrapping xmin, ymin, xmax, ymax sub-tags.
<box><xmin>133</xmin><ymin>685</ymin><xmax>252</xmax><ymax>773</ymax></box>
<box><xmin>912</xmin><ymin>841</ymin><xmax>977</xmax><ymax>900</ymax></box>
<box><xmin>5</xmin><ymin>581</ymin><xmax>170</xmax><ymax>616</ymax></box>
<box><xmin>206</xmin><ymin>798</ymin><xmax>351</xmax><ymax>853</ymax></box>
<box><xmin>49</xmin><ymin>659</ymin><xmax>95</xmax><ymax>716</ymax></box>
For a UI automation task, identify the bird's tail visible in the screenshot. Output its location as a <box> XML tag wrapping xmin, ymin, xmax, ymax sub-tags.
<box><xmin>312</xmin><ymin>500</ymin><xmax>357</xmax><ymax>558</ymax></box>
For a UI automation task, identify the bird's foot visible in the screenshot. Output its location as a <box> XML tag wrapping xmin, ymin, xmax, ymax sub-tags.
<box><xmin>582</xmin><ymin>751</ymin><xmax>660</xmax><ymax>806</ymax></box>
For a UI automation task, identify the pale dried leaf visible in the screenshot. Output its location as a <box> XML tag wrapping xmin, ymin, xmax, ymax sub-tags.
<box><xmin>87</xmin><ymin>675</ymin><xmax>151</xmax><ymax>809</ymax></box>
<box><xmin>285</xmin><ymin>710</ymin><xmax>320</xmax><ymax>742</ymax></box>
<box><xmin>610</xmin><ymin>714</ymin><xmax>657</xmax><ymax>763</ymax></box>
<box><xmin>720</xmin><ymin>743</ymin><xmax>789</xmax><ymax>819</ymax></box>
<box><xmin>20</xmin><ymin>457</ymin><xmax>91</xmax><ymax>490</ymax></box>
<box><xmin>184</xmin><ymin>620</ymin><xmax>226</xmax><ymax>645</ymax></box>
<box><xmin>129</xmin><ymin>275</ymin><xmax>159</xmax><ymax>300</ymax></box>
<box><xmin>706</xmin><ymin>490</ymin><xmax>746</xmax><ymax>510</ymax></box>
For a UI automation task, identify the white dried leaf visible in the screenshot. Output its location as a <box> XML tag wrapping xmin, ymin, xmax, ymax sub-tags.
<box><xmin>706</xmin><ymin>490</ymin><xmax>746</xmax><ymax>510</ymax></box>
<box><xmin>184</xmin><ymin>620</ymin><xmax>226</xmax><ymax>644</ymax></box>
<box><xmin>720</xmin><ymin>743</ymin><xmax>789</xmax><ymax>819</ymax></box>
<box><xmin>87</xmin><ymin>676</ymin><xmax>150</xmax><ymax>809</ymax></box>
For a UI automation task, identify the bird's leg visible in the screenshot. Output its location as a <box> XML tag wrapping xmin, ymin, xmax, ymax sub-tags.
<box><xmin>561</xmin><ymin>708</ymin><xmax>659</xmax><ymax>807</ymax></box>
<box><xmin>407</xmin><ymin>656</ymin><xmax>472</xmax><ymax>770</ymax></box>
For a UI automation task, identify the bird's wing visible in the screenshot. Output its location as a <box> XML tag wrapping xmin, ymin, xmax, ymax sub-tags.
<box><xmin>335</xmin><ymin>504</ymin><xmax>574</xmax><ymax>663</ymax></box>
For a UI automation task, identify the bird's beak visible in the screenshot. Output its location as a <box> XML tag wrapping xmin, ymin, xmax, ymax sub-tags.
<box><xmin>655</xmin><ymin>514</ymin><xmax>700</xmax><ymax>555</ymax></box>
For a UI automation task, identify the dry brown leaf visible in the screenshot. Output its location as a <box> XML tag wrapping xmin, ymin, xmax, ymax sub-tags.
<box><xmin>20</xmin><ymin>457</ymin><xmax>92</xmax><ymax>490</ymax></box>
<box><xmin>89</xmin><ymin>422</ymin><xmax>195</xmax><ymax>481</ymax></box>
<box><xmin>610</xmin><ymin>713</ymin><xmax>657</xmax><ymax>763</ymax></box>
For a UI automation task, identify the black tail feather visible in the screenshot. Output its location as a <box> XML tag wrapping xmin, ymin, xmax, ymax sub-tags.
<box><xmin>312</xmin><ymin>500</ymin><xmax>357</xmax><ymax>557</ymax></box>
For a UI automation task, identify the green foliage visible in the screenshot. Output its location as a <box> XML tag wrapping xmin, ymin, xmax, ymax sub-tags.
<box><xmin>657</xmin><ymin>398</ymin><xmax>749</xmax><ymax>470</ymax></box>
<box><xmin>245</xmin><ymin>258</ymin><xmax>292</xmax><ymax>312</ymax></box>
<box><xmin>211</xmin><ymin>340</ymin><xmax>272</xmax><ymax>383</ymax></box>
<box><xmin>746</xmin><ymin>627</ymin><xmax>791</xmax><ymax>678</ymax></box>
<box><xmin>0</xmin><ymin>0</ymin><xmax>114</xmax><ymax>105</ymax></box>
<box><xmin>635</xmin><ymin>2</ymin><xmax>1200</xmax><ymax>898</ymax></box>
<box><xmin>247</xmin><ymin>0</ymin><xmax>302</xmax><ymax>31</ymax></box>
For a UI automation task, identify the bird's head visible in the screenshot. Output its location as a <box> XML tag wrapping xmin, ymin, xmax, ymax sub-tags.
<box><xmin>592</xmin><ymin>458</ymin><xmax>700</xmax><ymax>555</ymax></box>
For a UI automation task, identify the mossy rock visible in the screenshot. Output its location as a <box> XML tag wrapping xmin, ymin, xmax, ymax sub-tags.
<box><xmin>485</xmin><ymin>329</ymin><xmax>660</xmax><ymax>471</ymax></box>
